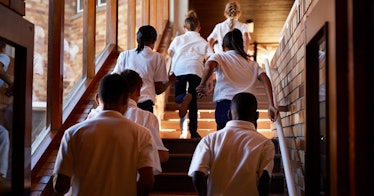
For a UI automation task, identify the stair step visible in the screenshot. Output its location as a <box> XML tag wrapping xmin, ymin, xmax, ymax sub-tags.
<box><xmin>162</xmin><ymin>139</ymin><xmax>199</xmax><ymax>154</ymax></box>
<box><xmin>153</xmin><ymin>172</ymin><xmax>195</xmax><ymax>193</ymax></box>
<box><xmin>163</xmin><ymin>110</ymin><xmax>215</xmax><ymax>120</ymax></box>
<box><xmin>150</xmin><ymin>193</ymin><xmax>197</xmax><ymax>196</ymax></box>
<box><xmin>161</xmin><ymin>119</ymin><xmax>271</xmax><ymax>130</ymax></box>
<box><xmin>162</xmin><ymin>109</ymin><xmax>270</xmax><ymax>120</ymax></box>
<box><xmin>161</xmin><ymin>154</ymin><xmax>193</xmax><ymax>173</ymax></box>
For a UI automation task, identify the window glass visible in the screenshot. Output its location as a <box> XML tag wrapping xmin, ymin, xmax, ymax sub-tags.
<box><xmin>118</xmin><ymin>0</ymin><xmax>129</xmax><ymax>49</ymax></box>
<box><xmin>63</xmin><ymin>0</ymin><xmax>84</xmax><ymax>107</ymax></box>
<box><xmin>96</xmin><ymin>1</ymin><xmax>107</xmax><ymax>57</ymax></box>
<box><xmin>24</xmin><ymin>0</ymin><xmax>49</xmax><ymax>149</ymax></box>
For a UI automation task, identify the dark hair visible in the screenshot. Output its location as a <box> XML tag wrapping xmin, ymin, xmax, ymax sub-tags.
<box><xmin>222</xmin><ymin>28</ymin><xmax>249</xmax><ymax>59</ymax></box>
<box><xmin>120</xmin><ymin>69</ymin><xmax>143</xmax><ymax>94</ymax></box>
<box><xmin>231</xmin><ymin>92</ymin><xmax>258</xmax><ymax>120</ymax></box>
<box><xmin>184</xmin><ymin>10</ymin><xmax>200</xmax><ymax>31</ymax></box>
<box><xmin>99</xmin><ymin>73</ymin><xmax>129</xmax><ymax>104</ymax></box>
<box><xmin>136</xmin><ymin>25</ymin><xmax>158</xmax><ymax>53</ymax></box>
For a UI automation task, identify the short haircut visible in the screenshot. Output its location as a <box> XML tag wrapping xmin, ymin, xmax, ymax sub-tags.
<box><xmin>231</xmin><ymin>92</ymin><xmax>258</xmax><ymax>119</ymax></box>
<box><xmin>98</xmin><ymin>73</ymin><xmax>129</xmax><ymax>104</ymax></box>
<box><xmin>120</xmin><ymin>69</ymin><xmax>143</xmax><ymax>94</ymax></box>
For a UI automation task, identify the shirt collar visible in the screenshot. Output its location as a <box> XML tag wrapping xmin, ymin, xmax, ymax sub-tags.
<box><xmin>127</xmin><ymin>98</ymin><xmax>137</xmax><ymax>107</ymax></box>
<box><xmin>225</xmin><ymin>120</ymin><xmax>257</xmax><ymax>131</ymax></box>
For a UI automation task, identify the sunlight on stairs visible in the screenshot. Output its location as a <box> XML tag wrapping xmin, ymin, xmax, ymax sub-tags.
<box><xmin>160</xmin><ymin>109</ymin><xmax>274</xmax><ymax>139</ymax></box>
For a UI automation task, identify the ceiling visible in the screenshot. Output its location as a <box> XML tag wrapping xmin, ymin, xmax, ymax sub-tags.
<box><xmin>189</xmin><ymin>0</ymin><xmax>295</xmax><ymax>44</ymax></box>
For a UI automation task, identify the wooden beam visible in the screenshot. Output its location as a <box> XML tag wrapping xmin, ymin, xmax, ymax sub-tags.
<box><xmin>83</xmin><ymin>0</ymin><xmax>96</xmax><ymax>78</ymax></box>
<box><xmin>128</xmin><ymin>0</ymin><xmax>136</xmax><ymax>48</ymax></box>
<box><xmin>106</xmin><ymin>0</ymin><xmax>118</xmax><ymax>47</ymax></box>
<box><xmin>47</xmin><ymin>0</ymin><xmax>64</xmax><ymax>130</ymax></box>
<box><xmin>142</xmin><ymin>0</ymin><xmax>150</xmax><ymax>25</ymax></box>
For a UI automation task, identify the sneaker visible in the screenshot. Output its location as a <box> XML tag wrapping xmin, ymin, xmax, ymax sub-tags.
<box><xmin>190</xmin><ymin>132</ymin><xmax>201</xmax><ymax>139</ymax></box>
<box><xmin>179</xmin><ymin>93</ymin><xmax>192</xmax><ymax>118</ymax></box>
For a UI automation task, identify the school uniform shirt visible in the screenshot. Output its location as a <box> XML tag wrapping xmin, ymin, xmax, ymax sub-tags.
<box><xmin>125</xmin><ymin>98</ymin><xmax>169</xmax><ymax>152</ymax></box>
<box><xmin>207</xmin><ymin>18</ymin><xmax>250</xmax><ymax>53</ymax></box>
<box><xmin>208</xmin><ymin>50</ymin><xmax>264</xmax><ymax>102</ymax></box>
<box><xmin>54</xmin><ymin>110</ymin><xmax>161</xmax><ymax>196</ymax></box>
<box><xmin>86</xmin><ymin>99</ymin><xmax>168</xmax><ymax>152</ymax></box>
<box><xmin>188</xmin><ymin>120</ymin><xmax>275</xmax><ymax>196</ymax></box>
<box><xmin>0</xmin><ymin>53</ymin><xmax>10</xmax><ymax>87</ymax></box>
<box><xmin>168</xmin><ymin>31</ymin><xmax>213</xmax><ymax>77</ymax></box>
<box><xmin>112</xmin><ymin>46</ymin><xmax>169</xmax><ymax>103</ymax></box>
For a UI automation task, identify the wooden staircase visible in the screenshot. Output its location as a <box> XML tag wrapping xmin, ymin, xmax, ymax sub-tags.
<box><xmin>153</xmin><ymin>83</ymin><xmax>287</xmax><ymax>195</ymax></box>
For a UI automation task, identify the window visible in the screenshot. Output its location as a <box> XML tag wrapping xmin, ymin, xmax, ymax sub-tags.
<box><xmin>77</xmin><ymin>0</ymin><xmax>107</xmax><ymax>13</ymax></box>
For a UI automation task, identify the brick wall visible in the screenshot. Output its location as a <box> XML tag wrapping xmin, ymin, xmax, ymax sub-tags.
<box><xmin>269</xmin><ymin>0</ymin><xmax>319</xmax><ymax>194</ymax></box>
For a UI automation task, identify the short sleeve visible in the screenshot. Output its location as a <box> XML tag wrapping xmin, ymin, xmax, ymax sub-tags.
<box><xmin>258</xmin><ymin>139</ymin><xmax>275</xmax><ymax>177</ymax></box>
<box><xmin>188</xmin><ymin>137</ymin><xmax>211</xmax><ymax>176</ymax></box>
<box><xmin>137</xmin><ymin>128</ymin><xmax>162</xmax><ymax>175</ymax></box>
<box><xmin>112</xmin><ymin>51</ymin><xmax>127</xmax><ymax>74</ymax></box>
<box><xmin>53</xmin><ymin>130</ymin><xmax>74</xmax><ymax>177</ymax></box>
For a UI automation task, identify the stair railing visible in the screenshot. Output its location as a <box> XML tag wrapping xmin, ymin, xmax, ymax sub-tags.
<box><xmin>264</xmin><ymin>58</ymin><xmax>296</xmax><ymax>196</ymax></box>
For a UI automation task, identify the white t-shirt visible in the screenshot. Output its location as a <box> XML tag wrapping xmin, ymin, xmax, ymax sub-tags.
<box><xmin>86</xmin><ymin>98</ymin><xmax>168</xmax><ymax>152</ymax></box>
<box><xmin>0</xmin><ymin>53</ymin><xmax>10</xmax><ymax>87</ymax></box>
<box><xmin>208</xmin><ymin>50</ymin><xmax>264</xmax><ymax>102</ymax></box>
<box><xmin>168</xmin><ymin>31</ymin><xmax>213</xmax><ymax>77</ymax></box>
<box><xmin>207</xmin><ymin>18</ymin><xmax>250</xmax><ymax>53</ymax></box>
<box><xmin>112</xmin><ymin>46</ymin><xmax>169</xmax><ymax>103</ymax></box>
<box><xmin>54</xmin><ymin>110</ymin><xmax>161</xmax><ymax>196</ymax></box>
<box><xmin>125</xmin><ymin>99</ymin><xmax>168</xmax><ymax>152</ymax></box>
<box><xmin>188</xmin><ymin>120</ymin><xmax>275</xmax><ymax>196</ymax></box>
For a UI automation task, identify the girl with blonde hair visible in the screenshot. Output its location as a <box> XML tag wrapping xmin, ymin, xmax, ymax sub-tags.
<box><xmin>207</xmin><ymin>1</ymin><xmax>251</xmax><ymax>53</ymax></box>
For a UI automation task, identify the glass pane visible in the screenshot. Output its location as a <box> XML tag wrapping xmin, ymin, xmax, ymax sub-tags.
<box><xmin>0</xmin><ymin>39</ymin><xmax>14</xmax><ymax>191</ymax></box>
<box><xmin>63</xmin><ymin>1</ymin><xmax>84</xmax><ymax>107</ymax></box>
<box><xmin>118</xmin><ymin>0</ymin><xmax>129</xmax><ymax>49</ymax></box>
<box><xmin>96</xmin><ymin>2</ymin><xmax>107</xmax><ymax>57</ymax></box>
<box><xmin>24</xmin><ymin>0</ymin><xmax>49</xmax><ymax>149</ymax></box>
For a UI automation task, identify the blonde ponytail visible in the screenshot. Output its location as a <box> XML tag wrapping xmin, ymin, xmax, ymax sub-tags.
<box><xmin>184</xmin><ymin>10</ymin><xmax>200</xmax><ymax>31</ymax></box>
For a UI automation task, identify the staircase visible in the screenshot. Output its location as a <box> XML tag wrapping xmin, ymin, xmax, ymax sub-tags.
<box><xmin>153</xmin><ymin>83</ymin><xmax>287</xmax><ymax>195</ymax></box>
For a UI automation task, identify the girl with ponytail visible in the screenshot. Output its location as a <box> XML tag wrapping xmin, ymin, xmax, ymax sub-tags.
<box><xmin>113</xmin><ymin>25</ymin><xmax>176</xmax><ymax>113</ymax></box>
<box><xmin>197</xmin><ymin>29</ymin><xmax>278</xmax><ymax>130</ymax></box>
<box><xmin>207</xmin><ymin>1</ymin><xmax>251</xmax><ymax>54</ymax></box>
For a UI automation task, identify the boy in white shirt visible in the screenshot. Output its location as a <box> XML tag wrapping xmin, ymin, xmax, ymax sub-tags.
<box><xmin>87</xmin><ymin>70</ymin><xmax>169</xmax><ymax>163</ymax></box>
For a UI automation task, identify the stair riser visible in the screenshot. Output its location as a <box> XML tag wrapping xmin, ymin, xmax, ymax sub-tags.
<box><xmin>162</xmin><ymin>139</ymin><xmax>199</xmax><ymax>154</ymax></box>
<box><xmin>161</xmin><ymin>156</ymin><xmax>192</xmax><ymax>173</ymax></box>
<box><xmin>163</xmin><ymin>110</ymin><xmax>269</xmax><ymax>120</ymax></box>
<box><xmin>153</xmin><ymin>175</ymin><xmax>195</xmax><ymax>192</ymax></box>
<box><xmin>161</xmin><ymin>120</ymin><xmax>271</xmax><ymax>130</ymax></box>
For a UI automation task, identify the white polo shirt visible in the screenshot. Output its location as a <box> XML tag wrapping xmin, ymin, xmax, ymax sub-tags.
<box><xmin>168</xmin><ymin>31</ymin><xmax>213</xmax><ymax>77</ymax></box>
<box><xmin>125</xmin><ymin>98</ymin><xmax>169</xmax><ymax>152</ymax></box>
<box><xmin>207</xmin><ymin>18</ymin><xmax>250</xmax><ymax>53</ymax></box>
<box><xmin>208</xmin><ymin>50</ymin><xmax>264</xmax><ymax>102</ymax></box>
<box><xmin>188</xmin><ymin>120</ymin><xmax>275</xmax><ymax>196</ymax></box>
<box><xmin>112</xmin><ymin>46</ymin><xmax>169</xmax><ymax>103</ymax></box>
<box><xmin>86</xmin><ymin>99</ymin><xmax>168</xmax><ymax>152</ymax></box>
<box><xmin>54</xmin><ymin>110</ymin><xmax>161</xmax><ymax>196</ymax></box>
